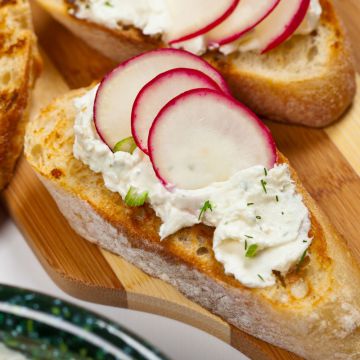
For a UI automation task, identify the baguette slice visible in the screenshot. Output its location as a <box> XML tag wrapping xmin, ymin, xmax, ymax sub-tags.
<box><xmin>35</xmin><ymin>0</ymin><xmax>355</xmax><ymax>127</ymax></box>
<box><xmin>0</xmin><ymin>0</ymin><xmax>41</xmax><ymax>190</ymax></box>
<box><xmin>25</xmin><ymin>88</ymin><xmax>360</xmax><ymax>359</ymax></box>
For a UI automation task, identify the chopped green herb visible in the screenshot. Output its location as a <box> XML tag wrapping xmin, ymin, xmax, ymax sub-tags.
<box><xmin>247</xmin><ymin>202</ymin><xmax>254</xmax><ymax>206</ymax></box>
<box><xmin>264</xmin><ymin>168</ymin><xmax>268</xmax><ymax>176</ymax></box>
<box><xmin>256</xmin><ymin>215</ymin><xmax>262</xmax><ymax>220</ymax></box>
<box><xmin>198</xmin><ymin>200</ymin><xmax>213</xmax><ymax>221</ymax></box>
<box><xmin>297</xmin><ymin>250</ymin><xmax>308</xmax><ymax>271</ymax></box>
<box><xmin>125</xmin><ymin>187</ymin><xmax>148</xmax><ymax>207</ymax></box>
<box><xmin>245</xmin><ymin>240</ymin><xmax>248</xmax><ymax>251</ymax></box>
<box><xmin>245</xmin><ymin>244</ymin><xmax>258</xmax><ymax>258</ymax></box>
<box><xmin>113</xmin><ymin>136</ymin><xmax>137</xmax><ymax>154</ymax></box>
<box><xmin>245</xmin><ymin>235</ymin><xmax>253</xmax><ymax>239</ymax></box>
<box><xmin>276</xmin><ymin>195</ymin><xmax>279</xmax><ymax>202</ymax></box>
<box><xmin>258</xmin><ymin>274</ymin><xmax>265</xmax><ymax>282</ymax></box>
<box><xmin>281</xmin><ymin>211</ymin><xmax>284</xmax><ymax>215</ymax></box>
<box><xmin>261</xmin><ymin>179</ymin><xmax>267</xmax><ymax>194</ymax></box>
<box><xmin>303</xmin><ymin>240</ymin><xmax>308</xmax><ymax>243</ymax></box>
<box><xmin>104</xmin><ymin>0</ymin><xmax>113</xmax><ymax>6</ymax></box>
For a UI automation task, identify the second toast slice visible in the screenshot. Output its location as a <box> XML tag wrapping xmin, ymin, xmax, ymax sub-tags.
<box><xmin>35</xmin><ymin>0</ymin><xmax>356</xmax><ymax>127</ymax></box>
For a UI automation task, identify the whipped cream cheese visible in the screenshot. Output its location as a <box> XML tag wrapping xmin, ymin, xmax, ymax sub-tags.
<box><xmin>73</xmin><ymin>87</ymin><xmax>312</xmax><ymax>288</ymax></box>
<box><xmin>73</xmin><ymin>0</ymin><xmax>169</xmax><ymax>36</ymax></box>
<box><xmin>73</xmin><ymin>0</ymin><xmax>321</xmax><ymax>56</ymax></box>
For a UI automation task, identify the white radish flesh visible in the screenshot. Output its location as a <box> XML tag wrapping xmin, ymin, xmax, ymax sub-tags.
<box><xmin>131</xmin><ymin>68</ymin><xmax>220</xmax><ymax>154</ymax></box>
<box><xmin>165</xmin><ymin>0</ymin><xmax>239</xmax><ymax>43</ymax></box>
<box><xmin>206</xmin><ymin>0</ymin><xmax>280</xmax><ymax>46</ymax></box>
<box><xmin>94</xmin><ymin>49</ymin><xmax>230</xmax><ymax>149</ymax></box>
<box><xmin>149</xmin><ymin>89</ymin><xmax>277</xmax><ymax>190</ymax></box>
<box><xmin>247</xmin><ymin>0</ymin><xmax>311</xmax><ymax>53</ymax></box>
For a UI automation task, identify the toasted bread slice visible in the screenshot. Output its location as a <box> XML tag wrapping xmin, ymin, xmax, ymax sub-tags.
<box><xmin>0</xmin><ymin>0</ymin><xmax>41</xmax><ymax>190</ymax></box>
<box><xmin>35</xmin><ymin>0</ymin><xmax>355</xmax><ymax>127</ymax></box>
<box><xmin>25</xmin><ymin>88</ymin><xmax>360</xmax><ymax>359</ymax></box>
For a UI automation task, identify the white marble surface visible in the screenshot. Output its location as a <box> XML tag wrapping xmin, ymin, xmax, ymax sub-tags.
<box><xmin>0</xmin><ymin>209</ymin><xmax>248</xmax><ymax>360</ymax></box>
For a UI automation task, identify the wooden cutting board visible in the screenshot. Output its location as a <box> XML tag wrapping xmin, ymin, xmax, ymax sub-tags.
<box><xmin>2</xmin><ymin>2</ymin><xmax>360</xmax><ymax>360</ymax></box>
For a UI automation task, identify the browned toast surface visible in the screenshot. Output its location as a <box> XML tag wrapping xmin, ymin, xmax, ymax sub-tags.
<box><xmin>213</xmin><ymin>0</ymin><xmax>356</xmax><ymax>127</ymax></box>
<box><xmin>0</xmin><ymin>0</ymin><xmax>41</xmax><ymax>190</ymax></box>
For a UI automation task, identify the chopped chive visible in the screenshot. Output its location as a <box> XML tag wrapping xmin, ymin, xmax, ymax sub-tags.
<box><xmin>245</xmin><ymin>235</ymin><xmax>253</xmax><ymax>239</ymax></box>
<box><xmin>247</xmin><ymin>202</ymin><xmax>254</xmax><ymax>206</ymax></box>
<box><xmin>303</xmin><ymin>240</ymin><xmax>308</xmax><ymax>243</ymax></box>
<box><xmin>264</xmin><ymin>168</ymin><xmax>268</xmax><ymax>176</ymax></box>
<box><xmin>245</xmin><ymin>240</ymin><xmax>248</xmax><ymax>251</ymax></box>
<box><xmin>104</xmin><ymin>0</ymin><xmax>113</xmax><ymax>6</ymax></box>
<box><xmin>198</xmin><ymin>200</ymin><xmax>213</xmax><ymax>221</ymax></box>
<box><xmin>281</xmin><ymin>211</ymin><xmax>284</xmax><ymax>215</ymax></box>
<box><xmin>261</xmin><ymin>179</ymin><xmax>267</xmax><ymax>194</ymax></box>
<box><xmin>125</xmin><ymin>187</ymin><xmax>148</xmax><ymax>207</ymax></box>
<box><xmin>113</xmin><ymin>136</ymin><xmax>137</xmax><ymax>154</ymax></box>
<box><xmin>256</xmin><ymin>215</ymin><xmax>262</xmax><ymax>220</ymax></box>
<box><xmin>276</xmin><ymin>195</ymin><xmax>279</xmax><ymax>202</ymax></box>
<box><xmin>245</xmin><ymin>244</ymin><xmax>258</xmax><ymax>258</ymax></box>
<box><xmin>258</xmin><ymin>274</ymin><xmax>265</xmax><ymax>282</ymax></box>
<box><xmin>297</xmin><ymin>250</ymin><xmax>308</xmax><ymax>271</ymax></box>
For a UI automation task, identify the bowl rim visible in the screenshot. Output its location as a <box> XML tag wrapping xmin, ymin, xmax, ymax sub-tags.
<box><xmin>0</xmin><ymin>284</ymin><xmax>171</xmax><ymax>360</ymax></box>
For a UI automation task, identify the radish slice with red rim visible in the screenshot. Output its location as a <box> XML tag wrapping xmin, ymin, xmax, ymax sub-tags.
<box><xmin>166</xmin><ymin>0</ymin><xmax>239</xmax><ymax>44</ymax></box>
<box><xmin>206</xmin><ymin>0</ymin><xmax>280</xmax><ymax>46</ymax></box>
<box><xmin>94</xmin><ymin>49</ymin><xmax>230</xmax><ymax>150</ymax></box>
<box><xmin>131</xmin><ymin>68</ymin><xmax>221</xmax><ymax>154</ymax></box>
<box><xmin>252</xmin><ymin>0</ymin><xmax>311</xmax><ymax>54</ymax></box>
<box><xmin>148</xmin><ymin>89</ymin><xmax>277</xmax><ymax>190</ymax></box>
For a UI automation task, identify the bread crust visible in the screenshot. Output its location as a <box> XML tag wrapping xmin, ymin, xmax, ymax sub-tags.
<box><xmin>0</xmin><ymin>0</ymin><xmax>42</xmax><ymax>190</ymax></box>
<box><xmin>213</xmin><ymin>0</ymin><xmax>357</xmax><ymax>127</ymax></box>
<box><xmin>25</xmin><ymin>89</ymin><xmax>360</xmax><ymax>359</ymax></box>
<box><xmin>36</xmin><ymin>0</ymin><xmax>355</xmax><ymax>127</ymax></box>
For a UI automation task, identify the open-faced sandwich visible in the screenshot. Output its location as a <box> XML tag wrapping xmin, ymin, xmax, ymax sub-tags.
<box><xmin>25</xmin><ymin>49</ymin><xmax>360</xmax><ymax>359</ymax></box>
<box><xmin>0</xmin><ymin>0</ymin><xmax>41</xmax><ymax>190</ymax></box>
<box><xmin>35</xmin><ymin>0</ymin><xmax>355</xmax><ymax>127</ymax></box>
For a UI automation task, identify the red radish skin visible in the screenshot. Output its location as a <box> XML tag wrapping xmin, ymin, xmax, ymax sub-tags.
<box><xmin>148</xmin><ymin>89</ymin><xmax>277</xmax><ymax>190</ymax></box>
<box><xmin>261</xmin><ymin>0</ymin><xmax>311</xmax><ymax>53</ymax></box>
<box><xmin>207</xmin><ymin>0</ymin><xmax>280</xmax><ymax>47</ymax></box>
<box><xmin>94</xmin><ymin>49</ymin><xmax>230</xmax><ymax>150</ymax></box>
<box><xmin>131</xmin><ymin>68</ymin><xmax>221</xmax><ymax>155</ymax></box>
<box><xmin>168</xmin><ymin>0</ymin><xmax>240</xmax><ymax>44</ymax></box>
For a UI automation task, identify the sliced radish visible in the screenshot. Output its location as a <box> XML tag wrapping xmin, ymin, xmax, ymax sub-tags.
<box><xmin>149</xmin><ymin>89</ymin><xmax>276</xmax><ymax>190</ymax></box>
<box><xmin>132</xmin><ymin>68</ymin><xmax>220</xmax><ymax>154</ymax></box>
<box><xmin>166</xmin><ymin>0</ymin><xmax>239</xmax><ymax>44</ymax></box>
<box><xmin>249</xmin><ymin>0</ymin><xmax>311</xmax><ymax>53</ymax></box>
<box><xmin>94</xmin><ymin>49</ymin><xmax>230</xmax><ymax>150</ymax></box>
<box><xmin>206</xmin><ymin>0</ymin><xmax>280</xmax><ymax>46</ymax></box>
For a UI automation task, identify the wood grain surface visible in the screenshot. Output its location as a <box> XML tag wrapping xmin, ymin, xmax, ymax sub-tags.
<box><xmin>334</xmin><ymin>0</ymin><xmax>360</xmax><ymax>72</ymax></box>
<box><xmin>2</xmin><ymin>2</ymin><xmax>360</xmax><ymax>360</ymax></box>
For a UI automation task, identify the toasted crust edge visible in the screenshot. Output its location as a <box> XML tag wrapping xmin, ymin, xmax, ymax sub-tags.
<box><xmin>212</xmin><ymin>0</ymin><xmax>357</xmax><ymax>127</ymax></box>
<box><xmin>37</xmin><ymin>169</ymin><xmax>360</xmax><ymax>360</ymax></box>
<box><xmin>0</xmin><ymin>1</ymin><xmax>42</xmax><ymax>190</ymax></box>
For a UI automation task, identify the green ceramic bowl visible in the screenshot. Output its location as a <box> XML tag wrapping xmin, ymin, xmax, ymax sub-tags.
<box><xmin>0</xmin><ymin>284</ymin><xmax>170</xmax><ymax>360</ymax></box>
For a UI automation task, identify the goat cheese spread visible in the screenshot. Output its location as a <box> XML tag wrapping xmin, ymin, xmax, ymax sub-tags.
<box><xmin>73</xmin><ymin>87</ymin><xmax>312</xmax><ymax>288</ymax></box>
<box><xmin>72</xmin><ymin>0</ymin><xmax>321</xmax><ymax>56</ymax></box>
